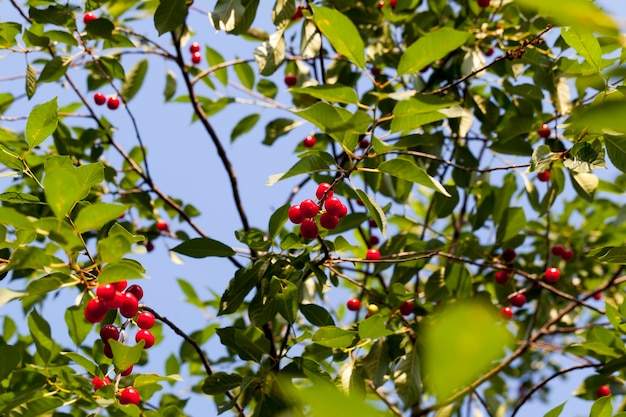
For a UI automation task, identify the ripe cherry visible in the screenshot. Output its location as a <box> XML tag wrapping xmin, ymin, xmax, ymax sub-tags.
<box><xmin>137</xmin><ymin>311</ymin><xmax>155</xmax><ymax>329</ymax></box>
<box><xmin>596</xmin><ymin>385</ymin><xmax>611</xmax><ymax>398</ymax></box>
<box><xmin>359</xmin><ymin>138</ymin><xmax>370</xmax><ymax>149</ymax></box>
<box><xmin>500</xmin><ymin>306</ymin><xmax>513</xmax><ymax>320</ymax></box>
<box><xmin>156</xmin><ymin>220</ymin><xmax>169</xmax><ymax>232</ymax></box>
<box><xmin>324</xmin><ymin>197</ymin><xmax>345</xmax><ymax>217</ymax></box>
<box><xmin>119</xmin><ymin>386</ymin><xmax>141</xmax><ymax>405</ymax></box>
<box><xmin>390</xmin><ymin>0</ymin><xmax>397</xmax><ymax>9</ymax></box>
<box><xmin>112</xmin><ymin>280</ymin><xmax>127</xmax><ymax>292</ymax></box>
<box><xmin>593</xmin><ymin>292</ymin><xmax>603</xmax><ymax>300</ymax></box>
<box><xmin>94</xmin><ymin>92</ymin><xmax>106</xmax><ymax>105</ymax></box>
<box><xmin>369</xmin><ymin>235</ymin><xmax>380</xmax><ymax>246</ymax></box>
<box><xmin>510</xmin><ymin>293</ymin><xmax>526</xmax><ymax>307</ymax></box>
<box><xmin>537</xmin><ymin>171</ymin><xmax>550</xmax><ymax>182</ymax></box>
<box><xmin>105</xmin><ymin>291</ymin><xmax>125</xmax><ymax>310</ymax></box>
<box><xmin>189</xmin><ymin>42</ymin><xmax>200</xmax><ymax>53</ymax></box>
<box><xmin>368</xmin><ymin>218</ymin><xmax>378</xmax><ymax>228</ymax></box>
<box><xmin>377</xmin><ymin>1</ymin><xmax>384</xmax><ymax>10</ymax></box>
<box><xmin>284</xmin><ymin>74</ymin><xmax>297</xmax><ymax>87</ymax></box>
<box><xmin>100</xmin><ymin>324</ymin><xmax>119</xmax><ymax>343</ymax></box>
<box><xmin>320</xmin><ymin>213</ymin><xmax>339</xmax><ymax>230</ymax></box>
<box><xmin>485</xmin><ymin>46</ymin><xmax>495</xmax><ymax>57</ymax></box>
<box><xmin>477</xmin><ymin>0</ymin><xmax>490</xmax><ymax>7</ymax></box>
<box><xmin>400</xmin><ymin>300</ymin><xmax>414</xmax><ymax>315</ymax></box>
<box><xmin>551</xmin><ymin>245</ymin><xmax>564</xmax><ymax>257</ymax></box>
<box><xmin>107</xmin><ymin>95</ymin><xmax>120</xmax><ymax>110</ymax></box>
<box><xmin>85</xmin><ymin>298</ymin><xmax>107</xmax><ymax>323</ymax></box>
<box><xmin>336</xmin><ymin>203</ymin><xmax>348</xmax><ymax>218</ymax></box>
<box><xmin>545</xmin><ymin>267</ymin><xmax>560</xmax><ymax>283</ymax></box>
<box><xmin>288</xmin><ymin>205</ymin><xmax>305</xmax><ymax>224</ymax></box>
<box><xmin>96</xmin><ymin>284</ymin><xmax>116</xmax><ymax>301</ymax></box>
<box><xmin>300</xmin><ymin>219</ymin><xmax>319</xmax><ymax>239</ymax></box>
<box><xmin>120</xmin><ymin>292</ymin><xmax>139</xmax><ymax>318</ymax></box>
<box><xmin>121</xmin><ymin>364</ymin><xmax>133</xmax><ymax>376</ymax></box>
<box><xmin>537</xmin><ymin>123</ymin><xmax>551</xmax><ymax>138</ymax></box>
<box><xmin>494</xmin><ymin>270</ymin><xmax>510</xmax><ymax>285</ymax></box>
<box><xmin>92</xmin><ymin>376</ymin><xmax>110</xmax><ymax>391</ymax></box>
<box><xmin>316</xmin><ymin>183</ymin><xmax>334</xmax><ymax>200</ymax></box>
<box><xmin>292</xmin><ymin>6</ymin><xmax>304</xmax><ymax>20</ymax></box>
<box><xmin>191</xmin><ymin>51</ymin><xmax>202</xmax><ymax>65</ymax></box>
<box><xmin>561</xmin><ymin>249</ymin><xmax>574</xmax><ymax>261</ymax></box>
<box><xmin>135</xmin><ymin>329</ymin><xmax>155</xmax><ymax>348</ymax></box>
<box><xmin>126</xmin><ymin>284</ymin><xmax>144</xmax><ymax>301</ymax></box>
<box><xmin>366</xmin><ymin>248</ymin><xmax>381</xmax><ymax>261</ymax></box>
<box><xmin>103</xmin><ymin>342</ymin><xmax>113</xmax><ymax>358</ymax></box>
<box><xmin>502</xmin><ymin>248</ymin><xmax>516</xmax><ymax>263</ymax></box>
<box><xmin>145</xmin><ymin>241</ymin><xmax>154</xmax><ymax>252</ymax></box>
<box><xmin>347</xmin><ymin>298</ymin><xmax>361</xmax><ymax>311</ymax></box>
<box><xmin>367</xmin><ymin>304</ymin><xmax>379</xmax><ymax>315</ymax></box>
<box><xmin>300</xmin><ymin>199</ymin><xmax>319</xmax><ymax>218</ymax></box>
<box><xmin>83</xmin><ymin>12</ymin><xmax>98</xmax><ymax>25</ymax></box>
<box><xmin>303</xmin><ymin>135</ymin><xmax>316</xmax><ymax>148</ymax></box>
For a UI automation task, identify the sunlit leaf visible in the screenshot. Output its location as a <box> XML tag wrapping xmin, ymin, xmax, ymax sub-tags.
<box><xmin>311</xmin><ymin>6</ymin><xmax>365</xmax><ymax>69</ymax></box>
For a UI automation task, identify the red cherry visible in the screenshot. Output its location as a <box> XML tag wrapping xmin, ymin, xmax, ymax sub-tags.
<box><xmin>92</xmin><ymin>376</ymin><xmax>110</xmax><ymax>391</ymax></box>
<box><xmin>189</xmin><ymin>42</ymin><xmax>200</xmax><ymax>53</ymax></box>
<box><xmin>156</xmin><ymin>220</ymin><xmax>169</xmax><ymax>232</ymax></box>
<box><xmin>537</xmin><ymin>171</ymin><xmax>550</xmax><ymax>182</ymax></box>
<box><xmin>324</xmin><ymin>197</ymin><xmax>344</xmax><ymax>217</ymax></box>
<box><xmin>137</xmin><ymin>311</ymin><xmax>155</xmax><ymax>329</ymax></box>
<box><xmin>94</xmin><ymin>92</ymin><xmax>106</xmax><ymax>105</ymax></box>
<box><xmin>377</xmin><ymin>1</ymin><xmax>385</xmax><ymax>10</ymax></box>
<box><xmin>85</xmin><ymin>298</ymin><xmax>107</xmax><ymax>323</ymax></box>
<box><xmin>99</xmin><ymin>324</ymin><xmax>119</xmax><ymax>343</ymax></box>
<box><xmin>191</xmin><ymin>51</ymin><xmax>202</xmax><ymax>65</ymax></box>
<box><xmin>126</xmin><ymin>284</ymin><xmax>144</xmax><ymax>301</ymax></box>
<box><xmin>477</xmin><ymin>0</ymin><xmax>490</xmax><ymax>7</ymax></box>
<box><xmin>366</xmin><ymin>248</ymin><xmax>381</xmax><ymax>261</ymax></box>
<box><xmin>300</xmin><ymin>199</ymin><xmax>319</xmax><ymax>218</ymax></box>
<box><xmin>300</xmin><ymin>219</ymin><xmax>319</xmax><ymax>239</ymax></box>
<box><xmin>551</xmin><ymin>245</ymin><xmax>564</xmax><ymax>257</ymax></box>
<box><xmin>593</xmin><ymin>292</ymin><xmax>603</xmax><ymax>300</ymax></box>
<box><xmin>561</xmin><ymin>249</ymin><xmax>574</xmax><ymax>261</ymax></box>
<box><xmin>369</xmin><ymin>235</ymin><xmax>380</xmax><ymax>246</ymax></box>
<box><xmin>596</xmin><ymin>385</ymin><xmax>611</xmax><ymax>398</ymax></box>
<box><xmin>303</xmin><ymin>135</ymin><xmax>316</xmax><ymax>148</ymax></box>
<box><xmin>510</xmin><ymin>293</ymin><xmax>526</xmax><ymax>307</ymax></box>
<box><xmin>120</xmin><ymin>364</ymin><xmax>133</xmax><ymax>376</ymax></box>
<box><xmin>106</xmin><ymin>95</ymin><xmax>120</xmax><ymax>110</ymax></box>
<box><xmin>103</xmin><ymin>342</ymin><xmax>113</xmax><ymax>358</ymax></box>
<box><xmin>96</xmin><ymin>284</ymin><xmax>116</xmax><ymax>301</ymax></box>
<box><xmin>368</xmin><ymin>218</ymin><xmax>378</xmax><ymax>228</ymax></box>
<box><xmin>390</xmin><ymin>0</ymin><xmax>397</xmax><ymax>9</ymax></box>
<box><xmin>494</xmin><ymin>270</ymin><xmax>510</xmax><ymax>285</ymax></box>
<box><xmin>336</xmin><ymin>203</ymin><xmax>348</xmax><ymax>218</ymax></box>
<box><xmin>537</xmin><ymin>123</ymin><xmax>551</xmax><ymax>138</ymax></box>
<box><xmin>119</xmin><ymin>386</ymin><xmax>141</xmax><ymax>405</ymax></box>
<box><xmin>292</xmin><ymin>6</ymin><xmax>304</xmax><ymax>20</ymax></box>
<box><xmin>120</xmin><ymin>292</ymin><xmax>139</xmax><ymax>318</ymax></box>
<box><xmin>400</xmin><ymin>300</ymin><xmax>414</xmax><ymax>315</ymax></box>
<box><xmin>135</xmin><ymin>329</ymin><xmax>155</xmax><ymax>349</ymax></box>
<box><xmin>105</xmin><ymin>291</ymin><xmax>125</xmax><ymax>310</ymax></box>
<box><xmin>145</xmin><ymin>241</ymin><xmax>154</xmax><ymax>252</ymax></box>
<box><xmin>502</xmin><ymin>248</ymin><xmax>516</xmax><ymax>263</ymax></box>
<box><xmin>83</xmin><ymin>12</ymin><xmax>98</xmax><ymax>25</ymax></box>
<box><xmin>320</xmin><ymin>213</ymin><xmax>339</xmax><ymax>230</ymax></box>
<box><xmin>288</xmin><ymin>205</ymin><xmax>305</xmax><ymax>224</ymax></box>
<box><xmin>500</xmin><ymin>306</ymin><xmax>513</xmax><ymax>320</ymax></box>
<box><xmin>545</xmin><ymin>267</ymin><xmax>560</xmax><ymax>283</ymax></box>
<box><xmin>359</xmin><ymin>138</ymin><xmax>370</xmax><ymax>149</ymax></box>
<box><xmin>347</xmin><ymin>298</ymin><xmax>361</xmax><ymax>311</ymax></box>
<box><xmin>112</xmin><ymin>280</ymin><xmax>128</xmax><ymax>292</ymax></box>
<box><xmin>284</xmin><ymin>74</ymin><xmax>297</xmax><ymax>87</ymax></box>
<box><xmin>316</xmin><ymin>183</ymin><xmax>334</xmax><ymax>200</ymax></box>
<box><xmin>485</xmin><ymin>46</ymin><xmax>495</xmax><ymax>57</ymax></box>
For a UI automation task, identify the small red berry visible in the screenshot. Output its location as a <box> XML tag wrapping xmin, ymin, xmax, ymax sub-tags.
<box><xmin>369</xmin><ymin>235</ymin><xmax>380</xmax><ymax>246</ymax></box>
<box><xmin>94</xmin><ymin>92</ymin><xmax>106</xmax><ymax>105</ymax></box>
<box><xmin>593</xmin><ymin>292</ymin><xmax>603</xmax><ymax>300</ymax></box>
<box><xmin>85</xmin><ymin>298</ymin><xmax>107</xmax><ymax>323</ymax></box>
<box><xmin>120</xmin><ymin>364</ymin><xmax>133</xmax><ymax>376</ymax></box>
<box><xmin>105</xmin><ymin>291</ymin><xmax>125</xmax><ymax>310</ymax></box>
<box><xmin>191</xmin><ymin>51</ymin><xmax>202</xmax><ymax>65</ymax></box>
<box><xmin>119</xmin><ymin>386</ymin><xmax>141</xmax><ymax>405</ymax></box>
<box><xmin>500</xmin><ymin>306</ymin><xmax>513</xmax><ymax>320</ymax></box>
<box><xmin>359</xmin><ymin>138</ymin><xmax>370</xmax><ymax>149</ymax></box>
<box><xmin>303</xmin><ymin>135</ymin><xmax>316</xmax><ymax>148</ymax></box>
<box><xmin>137</xmin><ymin>311</ymin><xmax>155</xmax><ymax>329</ymax></box>
<box><xmin>494</xmin><ymin>270</ymin><xmax>510</xmax><ymax>285</ymax></box>
<box><xmin>92</xmin><ymin>376</ymin><xmax>110</xmax><ymax>391</ymax></box>
<box><xmin>485</xmin><ymin>46</ymin><xmax>495</xmax><ymax>57</ymax></box>
<box><xmin>400</xmin><ymin>300</ymin><xmax>414</xmax><ymax>315</ymax></box>
<box><xmin>145</xmin><ymin>241</ymin><xmax>154</xmax><ymax>252</ymax></box>
<box><xmin>135</xmin><ymin>329</ymin><xmax>155</xmax><ymax>349</ymax></box>
<box><xmin>156</xmin><ymin>220</ymin><xmax>169</xmax><ymax>232</ymax></box>
<box><xmin>96</xmin><ymin>284</ymin><xmax>116</xmax><ymax>301</ymax></box>
<box><xmin>596</xmin><ymin>385</ymin><xmax>611</xmax><ymax>398</ymax></box>
<box><xmin>106</xmin><ymin>95</ymin><xmax>120</xmax><ymax>110</ymax></box>
<box><xmin>100</xmin><ymin>324</ymin><xmax>119</xmax><ymax>343</ymax></box>
<box><xmin>377</xmin><ymin>0</ymin><xmax>385</xmax><ymax>10</ymax></box>
<box><xmin>292</xmin><ymin>6</ymin><xmax>304</xmax><ymax>20</ymax></box>
<box><xmin>368</xmin><ymin>218</ymin><xmax>378</xmax><ymax>228</ymax></box>
<box><xmin>300</xmin><ymin>199</ymin><xmax>319</xmax><ymax>218</ymax></box>
<box><xmin>288</xmin><ymin>205</ymin><xmax>305</xmax><ymax>224</ymax></box>
<box><xmin>537</xmin><ymin>123</ymin><xmax>551</xmax><ymax>138</ymax></box>
<box><xmin>103</xmin><ymin>342</ymin><xmax>113</xmax><ymax>358</ymax></box>
<box><xmin>300</xmin><ymin>219</ymin><xmax>319</xmax><ymax>239</ymax></box>
<box><xmin>537</xmin><ymin>171</ymin><xmax>550</xmax><ymax>182</ymax></box>
<box><xmin>545</xmin><ymin>267</ymin><xmax>560</xmax><ymax>283</ymax></box>
<box><xmin>510</xmin><ymin>293</ymin><xmax>526</xmax><ymax>307</ymax></box>
<box><xmin>284</xmin><ymin>74</ymin><xmax>297</xmax><ymax>87</ymax></box>
<box><xmin>477</xmin><ymin>0</ymin><xmax>490</xmax><ymax>7</ymax></box>
<box><xmin>336</xmin><ymin>203</ymin><xmax>348</xmax><ymax>218</ymax></box>
<box><xmin>189</xmin><ymin>42</ymin><xmax>200</xmax><ymax>53</ymax></box>
<box><xmin>320</xmin><ymin>213</ymin><xmax>339</xmax><ymax>230</ymax></box>
<box><xmin>83</xmin><ymin>12</ymin><xmax>98</xmax><ymax>25</ymax></box>
<box><xmin>390</xmin><ymin>0</ymin><xmax>397</xmax><ymax>9</ymax></box>
<box><xmin>324</xmin><ymin>197</ymin><xmax>344</xmax><ymax>217</ymax></box>
<box><xmin>112</xmin><ymin>280</ymin><xmax>127</xmax><ymax>292</ymax></box>
<box><xmin>366</xmin><ymin>248</ymin><xmax>381</xmax><ymax>261</ymax></box>
<box><xmin>347</xmin><ymin>298</ymin><xmax>361</xmax><ymax>311</ymax></box>
<box><xmin>502</xmin><ymin>248</ymin><xmax>516</xmax><ymax>263</ymax></box>
<box><xmin>551</xmin><ymin>245</ymin><xmax>564</xmax><ymax>257</ymax></box>
<box><xmin>316</xmin><ymin>183</ymin><xmax>334</xmax><ymax>200</ymax></box>
<box><xmin>120</xmin><ymin>292</ymin><xmax>139</xmax><ymax>318</ymax></box>
<box><xmin>126</xmin><ymin>284</ymin><xmax>144</xmax><ymax>301</ymax></box>
<box><xmin>561</xmin><ymin>249</ymin><xmax>574</xmax><ymax>261</ymax></box>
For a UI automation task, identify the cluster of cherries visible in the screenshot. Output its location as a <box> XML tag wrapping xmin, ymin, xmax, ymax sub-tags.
<box><xmin>377</xmin><ymin>0</ymin><xmax>397</xmax><ymax>10</ymax></box>
<box><xmin>288</xmin><ymin>183</ymin><xmax>348</xmax><ymax>239</ymax></box>
<box><xmin>346</xmin><ymin>297</ymin><xmax>413</xmax><ymax>317</ymax></box>
<box><xmin>84</xmin><ymin>281</ymin><xmax>156</xmax><ymax>406</ymax></box>
<box><xmin>189</xmin><ymin>42</ymin><xmax>202</xmax><ymax>65</ymax></box>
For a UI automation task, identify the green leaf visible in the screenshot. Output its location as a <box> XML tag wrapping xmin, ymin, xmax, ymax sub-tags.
<box><xmin>231</xmin><ymin>113</ymin><xmax>260</xmax><ymax>142</ymax></box>
<box><xmin>543</xmin><ymin>402</ymin><xmax>566</xmax><ymax>417</ymax></box>
<box><xmin>202</xmin><ymin>372</ymin><xmax>243</xmax><ymax>395</ymax></box>
<box><xmin>570</xmin><ymin>171</ymin><xmax>598</xmax><ymax>202</ymax></box>
<box><xmin>234</xmin><ymin>60</ymin><xmax>255</xmax><ymax>89</ymax></box>
<box><xmin>25</xmin><ymin>97</ymin><xmax>58</xmax><ymax>148</ymax></box>
<box><xmin>358</xmin><ymin>315</ymin><xmax>393</xmax><ymax>340</ymax></box>
<box><xmin>561</xmin><ymin>27</ymin><xmax>602</xmax><ymax>73</ymax></box>
<box><xmin>110</xmin><ymin>339</ymin><xmax>145</xmax><ymax>371</ymax></box>
<box><xmin>38</xmin><ymin>56</ymin><xmax>72</xmax><ymax>83</ymax></box>
<box><xmin>85</xmin><ymin>18</ymin><xmax>115</xmax><ymax>40</ymax></box>
<box><xmin>0</xmin><ymin>288</ymin><xmax>26</xmax><ymax>307</ymax></box>
<box><xmin>228</xmin><ymin>326</ymin><xmax>270</xmax><ymax>362</ymax></box>
<box><xmin>263</xmin><ymin>118</ymin><xmax>299</xmax><ymax>145</ymax></box>
<box><xmin>300</xmin><ymin>303</ymin><xmax>335</xmax><ymax>327</ymax></box>
<box><xmin>61</xmin><ymin>352</ymin><xmax>99</xmax><ymax>376</ymax></box>
<box><xmin>312</xmin><ymin>326</ymin><xmax>356</xmax><ymax>348</ymax></box>
<box><xmin>390</xmin><ymin>95</ymin><xmax>461</xmax><ymax>133</ymax></box>
<box><xmin>604</xmin><ymin>135</ymin><xmax>626</xmax><ymax>173</ymax></box>
<box><xmin>289</xmin><ymin>85</ymin><xmax>358</xmax><ymax>105</ymax></box>
<box><xmin>268</xmin><ymin>203</ymin><xmax>289</xmax><ymax>239</ymax></box>
<box><xmin>361</xmin><ymin>339</ymin><xmax>389</xmax><ymax>388</ymax></box>
<box><xmin>397</xmin><ymin>28</ymin><xmax>470</xmax><ymax>76</ymax></box>
<box><xmin>496</xmin><ymin>207</ymin><xmax>526</xmax><ymax>244</ymax></box>
<box><xmin>121</xmin><ymin>59</ymin><xmax>148</xmax><ymax>102</ymax></box>
<box><xmin>171</xmin><ymin>237</ymin><xmax>236</xmax><ymax>258</ymax></box>
<box><xmin>515</xmin><ymin>0</ymin><xmax>617</xmax><ymax>35</ymax></box>
<box><xmin>586</xmin><ymin>246</ymin><xmax>626</xmax><ymax>263</ymax></box>
<box><xmin>253</xmin><ymin>28</ymin><xmax>286</xmax><ymax>76</ymax></box>
<box><xmin>278</xmin><ymin>154</ymin><xmax>331</xmax><ymax>181</ymax></box>
<box><xmin>205</xmin><ymin>46</ymin><xmax>228</xmax><ymax>86</ymax></box>
<box><xmin>355</xmin><ymin>188</ymin><xmax>387</xmax><ymax>237</ymax></box>
<box><xmin>154</xmin><ymin>0</ymin><xmax>187</xmax><ymax>35</ymax></box>
<box><xmin>210</xmin><ymin>0</ymin><xmax>258</xmax><ymax>35</ymax></box>
<box><xmin>64</xmin><ymin>306</ymin><xmax>92</xmax><ymax>347</ymax></box>
<box><xmin>562</xmin><ymin>141</ymin><xmax>605</xmax><ymax>173</ymax></box>
<box><xmin>26</xmin><ymin>63</ymin><xmax>37</xmax><ymax>99</ymax></box>
<box><xmin>272</xmin><ymin>277</ymin><xmax>298</xmax><ymax>324</ymax></box>
<box><xmin>164</xmin><ymin>69</ymin><xmax>177</xmax><ymax>101</ymax></box>
<box><xmin>28</xmin><ymin>310</ymin><xmax>61</xmax><ymax>364</ymax></box>
<box><xmin>218</xmin><ymin>267</ymin><xmax>259</xmax><ymax>315</ymax></box>
<box><xmin>311</xmin><ymin>6</ymin><xmax>365</xmax><ymax>69</ymax></box>
<box><xmin>74</xmin><ymin>203</ymin><xmax>127</xmax><ymax>233</ymax></box>
<box><xmin>590</xmin><ymin>396</ymin><xmax>613</xmax><ymax>417</ymax></box>
<box><xmin>97</xmin><ymin>258</ymin><xmax>146</xmax><ymax>284</ymax></box>
<box><xmin>394</xmin><ymin>347</ymin><xmax>423</xmax><ymax>407</ymax></box>
<box><xmin>377</xmin><ymin>158</ymin><xmax>451</xmax><ymax>197</ymax></box>
<box><xmin>0</xmin><ymin>345</ymin><xmax>20</xmax><ymax>381</ymax></box>
<box><xmin>0</xmin><ymin>22</ymin><xmax>21</xmax><ymax>48</ymax></box>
